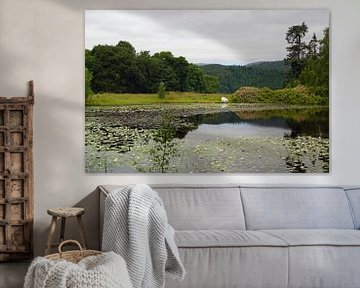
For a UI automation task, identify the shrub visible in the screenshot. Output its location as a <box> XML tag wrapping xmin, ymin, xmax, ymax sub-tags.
<box><xmin>273</xmin><ymin>85</ymin><xmax>324</xmax><ymax>105</ymax></box>
<box><xmin>230</xmin><ymin>85</ymin><xmax>324</xmax><ymax>105</ymax></box>
<box><xmin>230</xmin><ymin>87</ymin><xmax>263</xmax><ymax>103</ymax></box>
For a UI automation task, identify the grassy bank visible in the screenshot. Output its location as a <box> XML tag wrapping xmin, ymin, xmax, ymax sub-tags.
<box><xmin>86</xmin><ymin>92</ymin><xmax>226</xmax><ymax>106</ymax></box>
<box><xmin>86</xmin><ymin>87</ymin><xmax>329</xmax><ymax>107</ymax></box>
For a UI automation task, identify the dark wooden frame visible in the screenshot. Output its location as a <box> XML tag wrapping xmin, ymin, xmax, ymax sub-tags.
<box><xmin>0</xmin><ymin>81</ymin><xmax>34</xmax><ymax>261</ymax></box>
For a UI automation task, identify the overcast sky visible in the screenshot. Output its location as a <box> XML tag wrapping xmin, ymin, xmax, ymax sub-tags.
<box><xmin>85</xmin><ymin>10</ymin><xmax>329</xmax><ymax>65</ymax></box>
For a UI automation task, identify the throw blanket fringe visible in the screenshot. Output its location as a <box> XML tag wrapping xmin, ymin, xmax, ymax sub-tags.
<box><xmin>102</xmin><ymin>184</ymin><xmax>185</xmax><ymax>288</ymax></box>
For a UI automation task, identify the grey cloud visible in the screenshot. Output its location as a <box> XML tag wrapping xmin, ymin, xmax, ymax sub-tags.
<box><xmin>86</xmin><ymin>10</ymin><xmax>329</xmax><ymax>65</ymax></box>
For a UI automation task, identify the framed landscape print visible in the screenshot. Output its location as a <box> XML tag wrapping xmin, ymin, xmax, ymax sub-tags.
<box><xmin>85</xmin><ymin>10</ymin><xmax>329</xmax><ymax>173</ymax></box>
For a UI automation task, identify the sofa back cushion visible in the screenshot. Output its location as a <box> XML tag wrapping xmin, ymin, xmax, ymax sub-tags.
<box><xmin>240</xmin><ymin>187</ymin><xmax>355</xmax><ymax>230</ymax></box>
<box><xmin>345</xmin><ymin>188</ymin><xmax>360</xmax><ymax>229</ymax></box>
<box><xmin>154</xmin><ymin>186</ymin><xmax>246</xmax><ymax>230</ymax></box>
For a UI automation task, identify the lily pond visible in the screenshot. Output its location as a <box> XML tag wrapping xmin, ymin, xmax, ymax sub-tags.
<box><xmin>85</xmin><ymin>103</ymin><xmax>329</xmax><ymax>173</ymax></box>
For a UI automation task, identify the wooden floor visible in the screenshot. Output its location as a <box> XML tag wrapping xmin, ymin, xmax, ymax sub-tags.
<box><xmin>0</xmin><ymin>261</ymin><xmax>30</xmax><ymax>288</ymax></box>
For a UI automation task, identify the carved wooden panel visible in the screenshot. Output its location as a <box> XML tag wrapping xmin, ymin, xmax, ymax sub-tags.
<box><xmin>0</xmin><ymin>81</ymin><xmax>34</xmax><ymax>261</ymax></box>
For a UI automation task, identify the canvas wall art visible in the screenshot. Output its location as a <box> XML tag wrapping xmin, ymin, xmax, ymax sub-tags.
<box><xmin>85</xmin><ymin>10</ymin><xmax>329</xmax><ymax>173</ymax></box>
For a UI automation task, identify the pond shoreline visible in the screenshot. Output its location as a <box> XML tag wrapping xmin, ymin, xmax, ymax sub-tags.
<box><xmin>85</xmin><ymin>103</ymin><xmax>329</xmax><ymax>173</ymax></box>
<box><xmin>86</xmin><ymin>103</ymin><xmax>329</xmax><ymax>131</ymax></box>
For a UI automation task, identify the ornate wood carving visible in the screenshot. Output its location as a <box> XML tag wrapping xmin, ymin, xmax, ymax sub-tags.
<box><xmin>0</xmin><ymin>81</ymin><xmax>34</xmax><ymax>261</ymax></box>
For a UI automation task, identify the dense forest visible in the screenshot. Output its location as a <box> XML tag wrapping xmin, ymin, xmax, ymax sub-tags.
<box><xmin>200</xmin><ymin>62</ymin><xmax>287</xmax><ymax>93</ymax></box>
<box><xmin>245</xmin><ymin>60</ymin><xmax>287</xmax><ymax>70</ymax></box>
<box><xmin>85</xmin><ymin>22</ymin><xmax>329</xmax><ymax>100</ymax></box>
<box><xmin>85</xmin><ymin>41</ymin><xmax>287</xmax><ymax>95</ymax></box>
<box><xmin>85</xmin><ymin>42</ymin><xmax>219</xmax><ymax>94</ymax></box>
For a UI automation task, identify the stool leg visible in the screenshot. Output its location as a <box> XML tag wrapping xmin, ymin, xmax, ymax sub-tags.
<box><xmin>77</xmin><ymin>215</ymin><xmax>87</xmax><ymax>249</ymax></box>
<box><xmin>60</xmin><ymin>217</ymin><xmax>66</xmax><ymax>243</ymax></box>
<box><xmin>45</xmin><ymin>216</ymin><xmax>57</xmax><ymax>255</ymax></box>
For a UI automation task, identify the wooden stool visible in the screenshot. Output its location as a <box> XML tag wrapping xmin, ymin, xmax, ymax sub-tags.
<box><xmin>45</xmin><ymin>207</ymin><xmax>87</xmax><ymax>255</ymax></box>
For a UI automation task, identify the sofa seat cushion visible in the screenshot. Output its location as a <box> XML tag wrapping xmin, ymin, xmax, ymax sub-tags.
<box><xmin>262</xmin><ymin>229</ymin><xmax>360</xmax><ymax>246</ymax></box>
<box><xmin>166</xmin><ymin>246</ymin><xmax>289</xmax><ymax>288</ymax></box>
<box><xmin>175</xmin><ymin>230</ymin><xmax>288</xmax><ymax>248</ymax></box>
<box><xmin>260</xmin><ymin>230</ymin><xmax>360</xmax><ymax>288</ymax></box>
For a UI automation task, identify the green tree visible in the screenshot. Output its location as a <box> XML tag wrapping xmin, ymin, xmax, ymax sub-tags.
<box><xmin>185</xmin><ymin>64</ymin><xmax>206</xmax><ymax>92</ymax></box>
<box><xmin>203</xmin><ymin>75</ymin><xmax>219</xmax><ymax>93</ymax></box>
<box><xmin>136</xmin><ymin>51</ymin><xmax>163</xmax><ymax>93</ymax></box>
<box><xmin>171</xmin><ymin>56</ymin><xmax>189</xmax><ymax>91</ymax></box>
<box><xmin>300</xmin><ymin>27</ymin><xmax>329</xmax><ymax>98</ymax></box>
<box><xmin>85</xmin><ymin>68</ymin><xmax>93</xmax><ymax>102</ymax></box>
<box><xmin>285</xmin><ymin>22</ymin><xmax>309</xmax><ymax>85</ymax></box>
<box><xmin>149</xmin><ymin>112</ymin><xmax>179</xmax><ymax>173</ymax></box>
<box><xmin>153</xmin><ymin>51</ymin><xmax>180</xmax><ymax>91</ymax></box>
<box><xmin>85</xmin><ymin>49</ymin><xmax>94</xmax><ymax>71</ymax></box>
<box><xmin>307</xmin><ymin>33</ymin><xmax>318</xmax><ymax>58</ymax></box>
<box><xmin>86</xmin><ymin>41</ymin><xmax>142</xmax><ymax>93</ymax></box>
<box><xmin>158</xmin><ymin>82</ymin><xmax>167</xmax><ymax>99</ymax></box>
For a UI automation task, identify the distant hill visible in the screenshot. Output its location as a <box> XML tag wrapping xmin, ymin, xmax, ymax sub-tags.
<box><xmin>201</xmin><ymin>61</ymin><xmax>288</xmax><ymax>93</ymax></box>
<box><xmin>245</xmin><ymin>60</ymin><xmax>288</xmax><ymax>71</ymax></box>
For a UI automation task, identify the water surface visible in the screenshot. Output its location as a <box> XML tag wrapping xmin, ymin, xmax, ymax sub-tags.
<box><xmin>85</xmin><ymin>105</ymin><xmax>329</xmax><ymax>173</ymax></box>
<box><xmin>183</xmin><ymin>108</ymin><xmax>329</xmax><ymax>140</ymax></box>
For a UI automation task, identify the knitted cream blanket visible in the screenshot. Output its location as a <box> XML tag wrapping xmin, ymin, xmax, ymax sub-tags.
<box><xmin>24</xmin><ymin>251</ymin><xmax>132</xmax><ymax>288</ymax></box>
<box><xmin>102</xmin><ymin>184</ymin><xmax>185</xmax><ymax>288</ymax></box>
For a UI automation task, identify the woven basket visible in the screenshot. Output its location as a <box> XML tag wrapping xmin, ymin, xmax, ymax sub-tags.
<box><xmin>45</xmin><ymin>240</ymin><xmax>102</xmax><ymax>263</ymax></box>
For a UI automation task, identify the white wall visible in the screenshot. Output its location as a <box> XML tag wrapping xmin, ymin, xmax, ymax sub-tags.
<box><xmin>0</xmin><ymin>0</ymin><xmax>359</xmax><ymax>256</ymax></box>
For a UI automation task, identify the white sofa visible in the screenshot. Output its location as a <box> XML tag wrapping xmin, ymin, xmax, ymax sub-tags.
<box><xmin>99</xmin><ymin>185</ymin><xmax>360</xmax><ymax>288</ymax></box>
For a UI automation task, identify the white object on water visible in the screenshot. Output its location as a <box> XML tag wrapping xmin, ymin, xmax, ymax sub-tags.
<box><xmin>221</xmin><ymin>96</ymin><xmax>229</xmax><ymax>103</ymax></box>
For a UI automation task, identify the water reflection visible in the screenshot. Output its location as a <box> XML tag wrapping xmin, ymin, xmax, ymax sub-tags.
<box><xmin>183</xmin><ymin>108</ymin><xmax>329</xmax><ymax>139</ymax></box>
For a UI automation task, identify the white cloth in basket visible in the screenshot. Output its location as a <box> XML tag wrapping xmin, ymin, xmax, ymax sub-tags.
<box><xmin>24</xmin><ymin>251</ymin><xmax>132</xmax><ymax>288</ymax></box>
